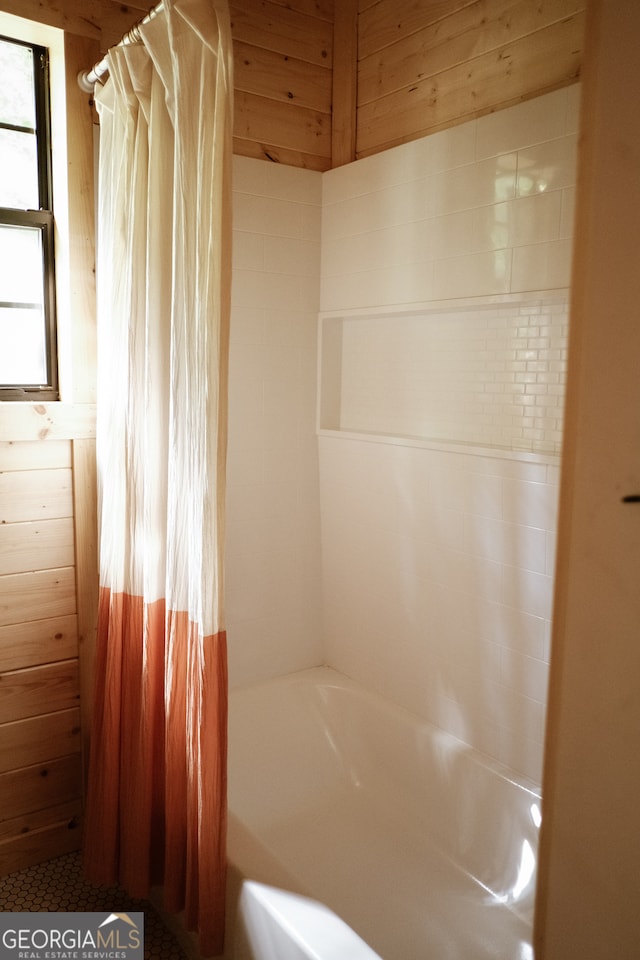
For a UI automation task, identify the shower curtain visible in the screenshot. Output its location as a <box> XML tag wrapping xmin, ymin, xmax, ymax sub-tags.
<box><xmin>82</xmin><ymin>1</ymin><xmax>233</xmax><ymax>954</ymax></box>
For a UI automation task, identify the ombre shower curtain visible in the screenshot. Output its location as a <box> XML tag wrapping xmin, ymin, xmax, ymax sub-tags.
<box><xmin>82</xmin><ymin>1</ymin><xmax>233</xmax><ymax>954</ymax></box>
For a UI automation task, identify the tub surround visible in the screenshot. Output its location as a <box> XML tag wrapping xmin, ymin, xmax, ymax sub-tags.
<box><xmin>227</xmin><ymin>85</ymin><xmax>579</xmax><ymax>785</ymax></box>
<box><xmin>226</xmin><ymin>159</ymin><xmax>324</xmax><ymax>688</ymax></box>
<box><xmin>317</xmin><ymin>86</ymin><xmax>578</xmax><ymax>784</ymax></box>
<box><xmin>319</xmin><ymin>435</ymin><xmax>558</xmax><ymax>785</ymax></box>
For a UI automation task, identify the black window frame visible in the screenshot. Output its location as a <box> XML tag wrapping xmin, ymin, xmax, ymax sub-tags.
<box><xmin>0</xmin><ymin>33</ymin><xmax>58</xmax><ymax>401</ymax></box>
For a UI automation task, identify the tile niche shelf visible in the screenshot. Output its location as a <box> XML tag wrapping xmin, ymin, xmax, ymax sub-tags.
<box><xmin>317</xmin><ymin>292</ymin><xmax>569</xmax><ymax>460</ymax></box>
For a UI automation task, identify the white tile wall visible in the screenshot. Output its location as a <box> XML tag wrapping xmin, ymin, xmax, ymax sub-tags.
<box><xmin>317</xmin><ymin>86</ymin><xmax>581</xmax><ymax>783</ymax></box>
<box><xmin>227</xmin><ymin>87</ymin><xmax>580</xmax><ymax>784</ymax></box>
<box><xmin>226</xmin><ymin>156</ymin><xmax>324</xmax><ymax>688</ymax></box>
<box><xmin>321</xmin><ymin>86</ymin><xmax>578</xmax><ymax>312</ymax></box>
<box><xmin>319</xmin><ymin>435</ymin><xmax>558</xmax><ymax>783</ymax></box>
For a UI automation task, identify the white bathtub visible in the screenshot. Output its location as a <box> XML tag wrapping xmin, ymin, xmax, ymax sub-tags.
<box><xmin>223</xmin><ymin>667</ymin><xmax>540</xmax><ymax>960</ymax></box>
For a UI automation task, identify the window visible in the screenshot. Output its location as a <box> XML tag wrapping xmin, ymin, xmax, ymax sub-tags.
<box><xmin>0</xmin><ymin>33</ymin><xmax>57</xmax><ymax>399</ymax></box>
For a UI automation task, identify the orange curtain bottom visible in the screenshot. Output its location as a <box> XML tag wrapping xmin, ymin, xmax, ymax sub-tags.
<box><xmin>83</xmin><ymin>587</ymin><xmax>227</xmax><ymax>957</ymax></box>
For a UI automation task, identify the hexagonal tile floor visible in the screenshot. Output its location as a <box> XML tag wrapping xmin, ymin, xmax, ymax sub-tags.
<box><xmin>0</xmin><ymin>851</ymin><xmax>190</xmax><ymax>959</ymax></box>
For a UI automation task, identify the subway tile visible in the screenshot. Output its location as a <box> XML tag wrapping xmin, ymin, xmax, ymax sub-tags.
<box><xmin>432</xmin><ymin>249</ymin><xmax>512</xmax><ymax>299</ymax></box>
<box><xmin>463</xmin><ymin>515</ymin><xmax>547</xmax><ymax>573</ymax></box>
<box><xmin>546</xmin><ymin>462</ymin><xmax>561</xmax><ymax>485</ymax></box>
<box><xmin>398</xmin><ymin>501</ymin><xmax>465</xmax><ymax>553</ymax></box>
<box><xmin>226</xmin><ymin>520</ymin><xmax>290</xmax><ymax>578</ymax></box>
<box><xmin>476</xmin><ymin>600</ymin><xmax>546</xmax><ymax>660</ymax></box>
<box><xmin>432</xmin><ymin>693</ymin><xmax>478</xmax><ymax>745</ymax></box>
<box><xmin>302</xmin><ymin>202</ymin><xmax>322</xmax><ymax>241</ymax></box>
<box><xmin>502</xmin><ymin>478</ymin><xmax>559</xmax><ymax>529</ymax></box>
<box><xmin>323</xmin><ymin>221</ymin><xmax>434</xmax><ymax>276</ymax></box>
<box><xmin>501</xmin><ymin>647</ymin><xmax>550</xmax><ymax>703</ymax></box>
<box><xmin>403</xmin><ymin>540</ymin><xmax>462</xmax><ymax>590</ymax></box>
<box><xmin>405</xmin><ymin>119</ymin><xmax>477</xmax><ymax>176</ymax></box>
<box><xmin>321</xmin><ymin>193</ymin><xmax>382</xmax><ymax>239</ymax></box>
<box><xmin>479</xmin><ymin>719</ymin><xmax>544</xmax><ymax>785</ymax></box>
<box><xmin>231</xmin><ymin>268</ymin><xmax>261</xmax><ymax>309</ymax></box>
<box><xmin>511</xmin><ymin>191</ymin><xmax>563</xmax><ymax>246</ymax></box>
<box><xmin>227</xmin><ymin>400</ymin><xmax>266</xmax><ymax>452</ymax></box>
<box><xmin>511</xmin><ymin>238</ymin><xmax>573</xmax><ymax>292</ymax></box>
<box><xmin>502</xmin><ymin>565</ymin><xmax>554</xmax><ymax>619</ymax></box>
<box><xmin>384</xmin><ymin>177</ymin><xmax>439</xmax><ymax>224</ymax></box>
<box><xmin>235</xmin><ymin>195</ymin><xmax>306</xmax><ymax>239</ymax></box>
<box><xmin>543</xmin><ymin>620</ymin><xmax>554</xmax><ymax>664</ymax></box>
<box><xmin>318</xmin><ymin>273</ymin><xmax>356</xmax><ymax>313</ymax></box>
<box><xmin>261</xmin><ymin>444</ymin><xmax>301</xmax><ymax>486</ymax></box>
<box><xmin>323</xmin><ymin>175</ymin><xmax>435</xmax><ymax>236</ymax></box>
<box><xmin>516</xmin><ymin>135</ymin><xmax>578</xmax><ymax>197</ymax></box>
<box><xmin>262</xmin><ymin>308</ymin><xmax>300</xmax><ymax>347</ymax></box>
<box><xmin>428</xmin><ymin>464</ymin><xmax>468</xmax><ymax>510</ymax></box>
<box><xmin>232</xmin><ymin>154</ymin><xmax>268</xmax><ymax>195</ymax></box>
<box><xmin>430</xmin><ymin>209</ymin><xmax>476</xmax><ymax>258</ymax></box>
<box><xmin>464</xmin><ymin>472</ymin><xmax>503</xmax><ymax>520</ymax></box>
<box><xmin>321</xmin><ymin>235</ymin><xmax>365</xmax><ymax>277</ymax></box>
<box><xmin>232</xmin><ymin>230</ymin><xmax>264</xmax><ymax>271</ymax></box>
<box><xmin>375</xmin><ymin>260</ymin><xmax>436</xmax><ymax>305</ymax></box>
<box><xmin>471</xmin><ymin>455</ymin><xmax>549</xmax><ymax>483</ymax></box>
<box><xmin>232</xmin><ymin>192</ymin><xmax>268</xmax><ymax>233</ymax></box>
<box><xmin>322</xmin><ymin>142</ymin><xmax>410</xmax><ymax>205</ymax></box>
<box><xmin>475</xmin><ymin>88</ymin><xmax>568</xmax><ymax>160</ymax></box>
<box><xmin>458</xmin><ymin>553</ymin><xmax>503</xmax><ymax>603</ymax></box>
<box><xmin>559</xmin><ymin>186</ymin><xmax>577</xmax><ymax>239</ymax></box>
<box><xmin>433</xmin><ymin>154</ymin><xmax>517</xmax><ymax>216</ymax></box>
<box><xmin>484</xmin><ymin>681</ymin><xmax>546</xmax><ymax>742</ymax></box>
<box><xmin>260</xmin><ymin>196</ymin><xmax>306</xmax><ymax>237</ymax></box>
<box><xmin>233</xmin><ymin>154</ymin><xmax>322</xmax><ymax>205</ymax></box>
<box><xmin>322</xmin><ymin>261</ymin><xmax>436</xmax><ymax>313</ymax></box>
<box><xmin>381</xmin><ymin>219</ymin><xmax>436</xmax><ymax>266</ymax></box>
<box><xmin>565</xmin><ymin>82</ymin><xmax>582</xmax><ymax>135</ymax></box>
<box><xmin>232</xmin><ymin>268</ymin><xmax>302</xmax><ymax>309</ymax></box>
<box><xmin>298</xmin><ymin>274</ymin><xmax>321</xmax><ymax>311</ymax></box>
<box><xmin>225</xmin><ymin>479</ymin><xmax>269</xmax><ymax>527</ymax></box>
<box><xmin>263</xmin><ymin>378</ymin><xmax>303</xmax><ymax>431</ymax></box>
<box><xmin>229</xmin><ymin>306</ymin><xmax>266</xmax><ymax>346</ymax></box>
<box><xmin>264</xmin><ymin>236</ymin><xmax>320</xmax><ymax>276</ymax></box>
<box><xmin>263</xmin><ymin>161</ymin><xmax>322</xmax><ymax>204</ymax></box>
<box><xmin>471</xmin><ymin>201</ymin><xmax>514</xmax><ymax>252</ymax></box>
<box><xmin>546</xmin><ymin>530</ymin><xmax>558</xmax><ymax>578</ymax></box>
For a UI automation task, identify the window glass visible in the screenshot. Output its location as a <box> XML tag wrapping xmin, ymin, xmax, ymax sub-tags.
<box><xmin>0</xmin><ymin>32</ymin><xmax>57</xmax><ymax>398</ymax></box>
<box><xmin>0</xmin><ymin>128</ymin><xmax>39</xmax><ymax>208</ymax></box>
<box><xmin>0</xmin><ymin>306</ymin><xmax>47</xmax><ymax>383</ymax></box>
<box><xmin>0</xmin><ymin>223</ymin><xmax>44</xmax><ymax>305</ymax></box>
<box><xmin>0</xmin><ymin>36</ymin><xmax>36</xmax><ymax>128</ymax></box>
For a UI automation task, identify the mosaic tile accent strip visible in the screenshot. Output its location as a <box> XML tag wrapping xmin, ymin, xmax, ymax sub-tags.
<box><xmin>338</xmin><ymin>298</ymin><xmax>568</xmax><ymax>454</ymax></box>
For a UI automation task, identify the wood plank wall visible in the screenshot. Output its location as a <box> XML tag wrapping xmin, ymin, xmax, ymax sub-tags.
<box><xmin>0</xmin><ymin>0</ymin><xmax>585</xmax><ymax>169</ymax></box>
<box><xmin>0</xmin><ymin>9</ymin><xmax>98</xmax><ymax>873</ymax></box>
<box><xmin>0</xmin><ymin>440</ymin><xmax>82</xmax><ymax>873</ymax></box>
<box><xmin>231</xmin><ymin>0</ymin><xmax>334</xmax><ymax>170</ymax></box>
<box><xmin>0</xmin><ymin>409</ymin><xmax>96</xmax><ymax>874</ymax></box>
<box><xmin>357</xmin><ymin>0</ymin><xmax>585</xmax><ymax>157</ymax></box>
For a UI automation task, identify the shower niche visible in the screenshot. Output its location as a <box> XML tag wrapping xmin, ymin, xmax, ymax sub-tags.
<box><xmin>318</xmin><ymin>295</ymin><xmax>568</xmax><ymax>456</ymax></box>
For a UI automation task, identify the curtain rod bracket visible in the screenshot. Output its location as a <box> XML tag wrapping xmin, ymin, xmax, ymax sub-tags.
<box><xmin>77</xmin><ymin>1</ymin><xmax>165</xmax><ymax>92</ymax></box>
<box><xmin>77</xmin><ymin>68</ymin><xmax>99</xmax><ymax>93</ymax></box>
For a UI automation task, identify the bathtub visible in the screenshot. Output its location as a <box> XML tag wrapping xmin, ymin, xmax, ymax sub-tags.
<box><xmin>223</xmin><ymin>667</ymin><xmax>540</xmax><ymax>960</ymax></box>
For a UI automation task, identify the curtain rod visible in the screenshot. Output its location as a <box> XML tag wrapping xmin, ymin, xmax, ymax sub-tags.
<box><xmin>77</xmin><ymin>1</ymin><xmax>165</xmax><ymax>92</ymax></box>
